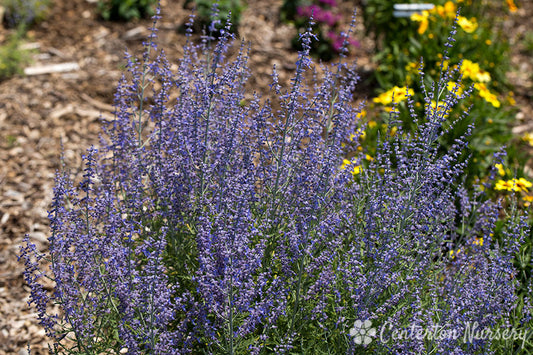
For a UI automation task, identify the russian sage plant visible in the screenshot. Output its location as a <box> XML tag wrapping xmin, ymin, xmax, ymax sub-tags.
<box><xmin>19</xmin><ymin>9</ymin><xmax>532</xmax><ymax>355</ymax></box>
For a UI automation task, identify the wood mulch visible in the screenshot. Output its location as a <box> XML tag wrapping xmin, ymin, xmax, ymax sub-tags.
<box><xmin>0</xmin><ymin>0</ymin><xmax>531</xmax><ymax>353</ymax></box>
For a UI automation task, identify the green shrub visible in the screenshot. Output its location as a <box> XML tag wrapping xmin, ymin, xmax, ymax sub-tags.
<box><xmin>0</xmin><ymin>27</ymin><xmax>32</xmax><ymax>81</ymax></box>
<box><xmin>2</xmin><ymin>0</ymin><xmax>49</xmax><ymax>28</ymax></box>
<box><xmin>183</xmin><ymin>0</ymin><xmax>245</xmax><ymax>32</ymax></box>
<box><xmin>280</xmin><ymin>0</ymin><xmax>359</xmax><ymax>61</ymax></box>
<box><xmin>97</xmin><ymin>0</ymin><xmax>156</xmax><ymax>21</ymax></box>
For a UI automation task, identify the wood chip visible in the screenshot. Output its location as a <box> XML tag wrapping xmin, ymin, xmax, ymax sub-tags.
<box><xmin>80</xmin><ymin>93</ymin><xmax>115</xmax><ymax>112</ymax></box>
<box><xmin>24</xmin><ymin>62</ymin><xmax>80</xmax><ymax>76</ymax></box>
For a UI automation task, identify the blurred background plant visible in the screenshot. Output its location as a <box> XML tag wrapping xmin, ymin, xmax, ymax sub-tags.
<box><xmin>0</xmin><ymin>26</ymin><xmax>32</xmax><ymax>80</ymax></box>
<box><xmin>97</xmin><ymin>0</ymin><xmax>156</xmax><ymax>21</ymax></box>
<box><xmin>280</xmin><ymin>0</ymin><xmax>359</xmax><ymax>61</ymax></box>
<box><xmin>183</xmin><ymin>0</ymin><xmax>246</xmax><ymax>33</ymax></box>
<box><xmin>359</xmin><ymin>0</ymin><xmax>525</xmax><ymax>190</ymax></box>
<box><xmin>0</xmin><ymin>0</ymin><xmax>46</xmax><ymax>81</ymax></box>
<box><xmin>1</xmin><ymin>0</ymin><xmax>49</xmax><ymax>28</ymax></box>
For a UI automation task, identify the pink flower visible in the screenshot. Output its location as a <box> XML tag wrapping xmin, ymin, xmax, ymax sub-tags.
<box><xmin>317</xmin><ymin>10</ymin><xmax>339</xmax><ymax>26</ymax></box>
<box><xmin>328</xmin><ymin>31</ymin><xmax>360</xmax><ymax>52</ymax></box>
<box><xmin>297</xmin><ymin>4</ymin><xmax>321</xmax><ymax>19</ymax></box>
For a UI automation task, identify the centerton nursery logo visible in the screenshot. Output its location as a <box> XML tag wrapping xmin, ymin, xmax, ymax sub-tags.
<box><xmin>349</xmin><ymin>319</ymin><xmax>377</xmax><ymax>345</ymax></box>
<box><xmin>349</xmin><ymin>319</ymin><xmax>530</xmax><ymax>348</ymax></box>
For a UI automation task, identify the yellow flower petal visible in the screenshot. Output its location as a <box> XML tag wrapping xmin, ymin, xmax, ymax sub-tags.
<box><xmin>457</xmin><ymin>16</ymin><xmax>478</xmax><ymax>33</ymax></box>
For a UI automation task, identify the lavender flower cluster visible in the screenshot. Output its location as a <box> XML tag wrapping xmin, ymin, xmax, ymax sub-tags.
<box><xmin>19</xmin><ymin>10</ymin><xmax>532</xmax><ymax>355</ymax></box>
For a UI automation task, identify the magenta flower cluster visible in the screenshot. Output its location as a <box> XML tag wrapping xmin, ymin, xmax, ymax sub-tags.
<box><xmin>19</xmin><ymin>10</ymin><xmax>532</xmax><ymax>355</ymax></box>
<box><xmin>295</xmin><ymin>0</ymin><xmax>359</xmax><ymax>54</ymax></box>
<box><xmin>297</xmin><ymin>4</ymin><xmax>340</xmax><ymax>27</ymax></box>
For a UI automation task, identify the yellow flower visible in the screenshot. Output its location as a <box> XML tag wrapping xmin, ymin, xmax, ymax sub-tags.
<box><xmin>449</xmin><ymin>248</ymin><xmax>462</xmax><ymax>259</ymax></box>
<box><xmin>350</xmin><ymin>129</ymin><xmax>366</xmax><ymax>141</ymax></box>
<box><xmin>433</xmin><ymin>5</ymin><xmax>445</xmax><ymax>17</ymax></box>
<box><xmin>411</xmin><ymin>11</ymin><xmax>429</xmax><ymax>34</ymax></box>
<box><xmin>485</xmin><ymin>39</ymin><xmax>492</xmax><ymax>45</ymax></box>
<box><xmin>460</xmin><ymin>59</ymin><xmax>491</xmax><ymax>82</ymax></box>
<box><xmin>432</xmin><ymin>1</ymin><xmax>456</xmax><ymax>18</ymax></box>
<box><xmin>507</xmin><ymin>92</ymin><xmax>516</xmax><ymax>105</ymax></box>
<box><xmin>474</xmin><ymin>83</ymin><xmax>500</xmax><ymax>107</ymax></box>
<box><xmin>523</xmin><ymin>195</ymin><xmax>533</xmax><ymax>207</ymax></box>
<box><xmin>405</xmin><ymin>62</ymin><xmax>419</xmax><ymax>74</ymax></box>
<box><xmin>457</xmin><ymin>16</ymin><xmax>478</xmax><ymax>33</ymax></box>
<box><xmin>437</xmin><ymin>59</ymin><xmax>449</xmax><ymax>71</ymax></box>
<box><xmin>365</xmin><ymin>154</ymin><xmax>374</xmax><ymax>161</ymax></box>
<box><xmin>473</xmin><ymin>237</ymin><xmax>483</xmax><ymax>246</ymax></box>
<box><xmin>495</xmin><ymin>179</ymin><xmax>515</xmax><ymax>191</ymax></box>
<box><xmin>357</xmin><ymin>110</ymin><xmax>367</xmax><ymax>119</ymax></box>
<box><xmin>446</xmin><ymin>81</ymin><xmax>463</xmax><ymax>97</ymax></box>
<box><xmin>516</xmin><ymin>178</ymin><xmax>532</xmax><ymax>191</ymax></box>
<box><xmin>506</xmin><ymin>0</ymin><xmax>518</xmax><ymax>13</ymax></box>
<box><xmin>495</xmin><ymin>163</ymin><xmax>505</xmax><ymax>177</ymax></box>
<box><xmin>475</xmin><ymin>71</ymin><xmax>491</xmax><ymax>83</ymax></box>
<box><xmin>522</xmin><ymin>132</ymin><xmax>533</xmax><ymax>146</ymax></box>
<box><xmin>352</xmin><ymin>165</ymin><xmax>362</xmax><ymax>176</ymax></box>
<box><xmin>495</xmin><ymin>178</ymin><xmax>532</xmax><ymax>192</ymax></box>
<box><xmin>373</xmin><ymin>86</ymin><xmax>414</xmax><ymax>106</ymax></box>
<box><xmin>427</xmin><ymin>100</ymin><xmax>447</xmax><ymax>116</ymax></box>
<box><xmin>368</xmin><ymin>120</ymin><xmax>377</xmax><ymax>129</ymax></box>
<box><xmin>443</xmin><ymin>1</ymin><xmax>456</xmax><ymax>17</ymax></box>
<box><xmin>340</xmin><ymin>159</ymin><xmax>351</xmax><ymax>170</ymax></box>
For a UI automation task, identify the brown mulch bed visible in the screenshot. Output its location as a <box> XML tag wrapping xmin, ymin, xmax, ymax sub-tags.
<box><xmin>0</xmin><ymin>0</ymin><xmax>531</xmax><ymax>353</ymax></box>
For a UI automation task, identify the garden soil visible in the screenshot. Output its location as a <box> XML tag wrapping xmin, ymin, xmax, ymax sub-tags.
<box><xmin>0</xmin><ymin>0</ymin><xmax>531</xmax><ymax>353</ymax></box>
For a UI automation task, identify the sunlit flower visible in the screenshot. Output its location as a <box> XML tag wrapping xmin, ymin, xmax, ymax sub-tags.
<box><xmin>350</xmin><ymin>127</ymin><xmax>366</xmax><ymax>142</ymax></box>
<box><xmin>449</xmin><ymin>248</ymin><xmax>462</xmax><ymax>259</ymax></box>
<box><xmin>443</xmin><ymin>1</ymin><xmax>456</xmax><ymax>17</ymax></box>
<box><xmin>446</xmin><ymin>81</ymin><xmax>463</xmax><ymax>97</ymax></box>
<box><xmin>523</xmin><ymin>195</ymin><xmax>533</xmax><ymax>207</ymax></box>
<box><xmin>433</xmin><ymin>1</ymin><xmax>456</xmax><ymax>18</ymax></box>
<box><xmin>340</xmin><ymin>158</ymin><xmax>352</xmax><ymax>170</ymax></box>
<box><xmin>475</xmin><ymin>70</ymin><xmax>491</xmax><ymax>83</ymax></box>
<box><xmin>437</xmin><ymin>59</ymin><xmax>450</xmax><ymax>71</ymax></box>
<box><xmin>427</xmin><ymin>100</ymin><xmax>447</xmax><ymax>116</ymax></box>
<box><xmin>474</xmin><ymin>83</ymin><xmax>500</xmax><ymax>107</ymax></box>
<box><xmin>405</xmin><ymin>62</ymin><xmax>419</xmax><ymax>74</ymax></box>
<box><xmin>460</xmin><ymin>59</ymin><xmax>491</xmax><ymax>82</ymax></box>
<box><xmin>506</xmin><ymin>0</ymin><xmax>518</xmax><ymax>13</ymax></box>
<box><xmin>522</xmin><ymin>132</ymin><xmax>533</xmax><ymax>146</ymax></box>
<box><xmin>373</xmin><ymin>86</ymin><xmax>414</xmax><ymax>105</ymax></box>
<box><xmin>516</xmin><ymin>178</ymin><xmax>532</xmax><ymax>191</ymax></box>
<box><xmin>352</xmin><ymin>165</ymin><xmax>362</xmax><ymax>176</ymax></box>
<box><xmin>495</xmin><ymin>179</ymin><xmax>515</xmax><ymax>191</ymax></box>
<box><xmin>457</xmin><ymin>16</ymin><xmax>478</xmax><ymax>33</ymax></box>
<box><xmin>410</xmin><ymin>11</ymin><xmax>429</xmax><ymax>34</ymax></box>
<box><xmin>495</xmin><ymin>163</ymin><xmax>506</xmax><ymax>177</ymax></box>
<box><xmin>495</xmin><ymin>178</ymin><xmax>532</xmax><ymax>192</ymax></box>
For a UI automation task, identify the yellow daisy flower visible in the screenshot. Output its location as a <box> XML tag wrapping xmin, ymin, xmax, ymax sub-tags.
<box><xmin>457</xmin><ymin>16</ymin><xmax>478</xmax><ymax>33</ymax></box>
